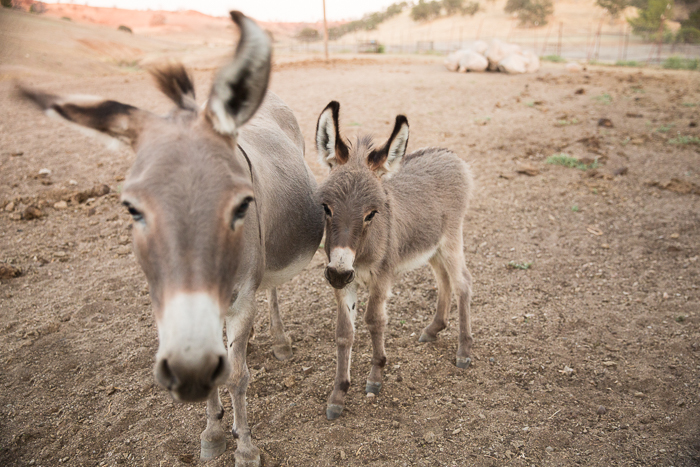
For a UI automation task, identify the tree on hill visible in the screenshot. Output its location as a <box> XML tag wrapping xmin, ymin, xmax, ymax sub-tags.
<box><xmin>297</xmin><ymin>27</ymin><xmax>320</xmax><ymax>42</ymax></box>
<box><xmin>411</xmin><ymin>0</ymin><xmax>442</xmax><ymax>21</ymax></box>
<box><xmin>628</xmin><ymin>0</ymin><xmax>673</xmax><ymax>38</ymax></box>
<box><xmin>597</xmin><ymin>0</ymin><xmax>629</xmax><ymax>19</ymax></box>
<box><xmin>505</xmin><ymin>0</ymin><xmax>554</xmax><ymax>26</ymax></box>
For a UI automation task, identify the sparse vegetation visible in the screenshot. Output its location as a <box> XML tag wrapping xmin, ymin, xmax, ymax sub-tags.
<box><xmin>571</xmin><ymin>205</ymin><xmax>581</xmax><ymax>212</ymax></box>
<box><xmin>505</xmin><ymin>0</ymin><xmax>554</xmax><ymax>26</ymax></box>
<box><xmin>655</xmin><ymin>123</ymin><xmax>675</xmax><ymax>133</ymax></box>
<box><xmin>507</xmin><ymin>261</ymin><xmax>533</xmax><ymax>270</ymax></box>
<box><xmin>682</xmin><ymin>102</ymin><xmax>697</xmax><ymax>107</ymax></box>
<box><xmin>29</xmin><ymin>2</ymin><xmax>46</xmax><ymax>13</ymax></box>
<box><xmin>411</xmin><ymin>0</ymin><xmax>480</xmax><ymax>21</ymax></box>
<box><xmin>555</xmin><ymin>117</ymin><xmax>580</xmax><ymax>126</ymax></box>
<box><xmin>662</xmin><ymin>56</ymin><xmax>699</xmax><ymax>70</ymax></box>
<box><xmin>1</xmin><ymin>0</ymin><xmax>12</xmax><ymax>8</ymax></box>
<box><xmin>542</xmin><ymin>55</ymin><xmax>566</xmax><ymax>62</ymax></box>
<box><xmin>597</xmin><ymin>0</ymin><xmax>628</xmax><ymax>19</ymax></box>
<box><xmin>117</xmin><ymin>25</ymin><xmax>133</xmax><ymax>34</ymax></box>
<box><xmin>593</xmin><ymin>93</ymin><xmax>613</xmax><ymax>105</ymax></box>
<box><xmin>668</xmin><ymin>135</ymin><xmax>700</xmax><ymax>144</ymax></box>
<box><xmin>547</xmin><ymin>153</ymin><xmax>599</xmax><ymax>170</ymax></box>
<box><xmin>615</xmin><ymin>60</ymin><xmax>642</xmax><ymax>67</ymax></box>
<box><xmin>329</xmin><ymin>2</ymin><xmax>407</xmax><ymax>39</ymax></box>
<box><xmin>628</xmin><ymin>0</ymin><xmax>673</xmax><ymax>40</ymax></box>
<box><xmin>61</xmin><ymin>16</ymin><xmax>72</xmax><ymax>21</ymax></box>
<box><xmin>297</xmin><ymin>27</ymin><xmax>320</xmax><ymax>42</ymax></box>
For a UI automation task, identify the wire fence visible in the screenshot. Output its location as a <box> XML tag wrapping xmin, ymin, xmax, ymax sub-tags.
<box><xmin>275</xmin><ymin>24</ymin><xmax>700</xmax><ymax>65</ymax></box>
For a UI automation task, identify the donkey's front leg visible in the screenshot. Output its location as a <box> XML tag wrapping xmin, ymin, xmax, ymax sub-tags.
<box><xmin>327</xmin><ymin>283</ymin><xmax>358</xmax><ymax>420</ymax></box>
<box><xmin>267</xmin><ymin>288</ymin><xmax>293</xmax><ymax>361</ymax></box>
<box><xmin>225</xmin><ymin>291</ymin><xmax>260</xmax><ymax>467</ymax></box>
<box><xmin>364</xmin><ymin>283</ymin><xmax>389</xmax><ymax>395</ymax></box>
<box><xmin>200</xmin><ymin>388</ymin><xmax>227</xmax><ymax>460</ymax></box>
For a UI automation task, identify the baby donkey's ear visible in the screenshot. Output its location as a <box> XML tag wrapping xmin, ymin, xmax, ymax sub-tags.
<box><xmin>316</xmin><ymin>101</ymin><xmax>349</xmax><ymax>170</ymax></box>
<box><xmin>367</xmin><ymin>115</ymin><xmax>409</xmax><ymax>177</ymax></box>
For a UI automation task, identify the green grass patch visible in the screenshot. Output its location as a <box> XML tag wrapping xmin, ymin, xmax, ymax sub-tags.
<box><xmin>682</xmin><ymin>102</ymin><xmax>697</xmax><ymax>107</ymax></box>
<box><xmin>593</xmin><ymin>93</ymin><xmax>613</xmax><ymax>105</ymax></box>
<box><xmin>555</xmin><ymin>118</ymin><xmax>580</xmax><ymax>126</ymax></box>
<box><xmin>668</xmin><ymin>135</ymin><xmax>700</xmax><ymax>145</ymax></box>
<box><xmin>507</xmin><ymin>261</ymin><xmax>533</xmax><ymax>270</ymax></box>
<box><xmin>571</xmin><ymin>205</ymin><xmax>580</xmax><ymax>212</ymax></box>
<box><xmin>615</xmin><ymin>60</ymin><xmax>642</xmax><ymax>67</ymax></box>
<box><xmin>655</xmin><ymin>123</ymin><xmax>675</xmax><ymax>133</ymax></box>
<box><xmin>662</xmin><ymin>56</ymin><xmax>699</xmax><ymax>70</ymax></box>
<box><xmin>546</xmin><ymin>153</ymin><xmax>599</xmax><ymax>170</ymax></box>
<box><xmin>542</xmin><ymin>55</ymin><xmax>566</xmax><ymax>63</ymax></box>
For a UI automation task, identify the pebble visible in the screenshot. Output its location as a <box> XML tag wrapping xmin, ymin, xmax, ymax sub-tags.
<box><xmin>339</xmin><ymin>450</ymin><xmax>346</xmax><ymax>460</ymax></box>
<box><xmin>302</xmin><ymin>366</ymin><xmax>313</xmax><ymax>375</ymax></box>
<box><xmin>663</xmin><ymin>292</ymin><xmax>669</xmax><ymax>299</ymax></box>
<box><xmin>53</xmin><ymin>201</ymin><xmax>68</xmax><ymax>210</ymax></box>
<box><xmin>282</xmin><ymin>375</ymin><xmax>295</xmax><ymax>388</ymax></box>
<box><xmin>489</xmin><ymin>357</ymin><xmax>495</xmax><ymax>364</ymax></box>
<box><xmin>597</xmin><ymin>405</ymin><xmax>607</xmax><ymax>415</ymax></box>
<box><xmin>366</xmin><ymin>392</ymin><xmax>376</xmax><ymax>402</ymax></box>
<box><xmin>4</xmin><ymin>202</ymin><xmax>15</xmax><ymax>212</ymax></box>
<box><xmin>546</xmin><ymin>446</ymin><xmax>554</xmax><ymax>453</ymax></box>
<box><xmin>452</xmin><ymin>428</ymin><xmax>461</xmax><ymax>435</ymax></box>
<box><xmin>634</xmin><ymin>391</ymin><xmax>644</xmax><ymax>398</ymax></box>
<box><xmin>69</xmin><ymin>180</ymin><xmax>78</xmax><ymax>186</ymax></box>
<box><xmin>38</xmin><ymin>168</ymin><xmax>51</xmax><ymax>177</ymax></box>
<box><xmin>423</xmin><ymin>431</ymin><xmax>436</xmax><ymax>444</ymax></box>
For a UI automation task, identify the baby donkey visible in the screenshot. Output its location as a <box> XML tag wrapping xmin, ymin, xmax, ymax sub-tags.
<box><xmin>317</xmin><ymin>102</ymin><xmax>475</xmax><ymax>420</ymax></box>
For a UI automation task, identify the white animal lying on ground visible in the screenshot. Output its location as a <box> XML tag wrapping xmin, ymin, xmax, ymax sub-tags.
<box><xmin>484</xmin><ymin>39</ymin><xmax>522</xmax><ymax>71</ymax></box>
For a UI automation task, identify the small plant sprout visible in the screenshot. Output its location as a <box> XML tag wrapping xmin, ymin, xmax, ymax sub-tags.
<box><xmin>668</xmin><ymin>136</ymin><xmax>700</xmax><ymax>145</ymax></box>
<box><xmin>546</xmin><ymin>154</ymin><xmax>598</xmax><ymax>170</ymax></box>
<box><xmin>571</xmin><ymin>205</ymin><xmax>580</xmax><ymax>212</ymax></box>
<box><xmin>593</xmin><ymin>93</ymin><xmax>613</xmax><ymax>105</ymax></box>
<box><xmin>507</xmin><ymin>261</ymin><xmax>533</xmax><ymax>270</ymax></box>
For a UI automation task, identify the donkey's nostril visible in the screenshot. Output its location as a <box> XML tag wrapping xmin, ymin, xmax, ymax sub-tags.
<box><xmin>324</xmin><ymin>267</ymin><xmax>333</xmax><ymax>284</ymax></box>
<box><xmin>156</xmin><ymin>358</ymin><xmax>177</xmax><ymax>389</ymax></box>
<box><xmin>346</xmin><ymin>270</ymin><xmax>355</xmax><ymax>284</ymax></box>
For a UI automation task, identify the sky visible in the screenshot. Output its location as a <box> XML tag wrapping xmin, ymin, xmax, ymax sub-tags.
<box><xmin>54</xmin><ymin>1</ymin><xmax>401</xmax><ymax>22</ymax></box>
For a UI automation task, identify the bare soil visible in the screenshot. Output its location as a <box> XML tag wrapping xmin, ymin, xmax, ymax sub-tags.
<box><xmin>1</xmin><ymin>12</ymin><xmax>700</xmax><ymax>467</ymax></box>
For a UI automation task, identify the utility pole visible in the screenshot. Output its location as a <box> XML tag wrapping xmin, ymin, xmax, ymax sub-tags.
<box><xmin>323</xmin><ymin>0</ymin><xmax>329</xmax><ymax>62</ymax></box>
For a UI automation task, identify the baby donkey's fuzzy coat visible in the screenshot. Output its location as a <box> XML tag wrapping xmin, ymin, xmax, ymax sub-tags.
<box><xmin>317</xmin><ymin>101</ymin><xmax>474</xmax><ymax>420</ymax></box>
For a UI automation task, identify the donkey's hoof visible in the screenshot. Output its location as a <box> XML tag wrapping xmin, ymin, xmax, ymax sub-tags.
<box><xmin>234</xmin><ymin>450</ymin><xmax>260</xmax><ymax>467</ymax></box>
<box><xmin>418</xmin><ymin>332</ymin><xmax>437</xmax><ymax>343</ymax></box>
<box><xmin>456</xmin><ymin>357</ymin><xmax>472</xmax><ymax>369</ymax></box>
<box><xmin>327</xmin><ymin>404</ymin><xmax>344</xmax><ymax>420</ymax></box>
<box><xmin>272</xmin><ymin>343</ymin><xmax>293</xmax><ymax>361</ymax></box>
<box><xmin>365</xmin><ymin>381</ymin><xmax>382</xmax><ymax>395</ymax></box>
<box><xmin>200</xmin><ymin>438</ymin><xmax>226</xmax><ymax>460</ymax></box>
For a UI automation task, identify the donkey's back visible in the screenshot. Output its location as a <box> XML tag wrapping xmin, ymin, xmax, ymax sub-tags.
<box><xmin>238</xmin><ymin>92</ymin><xmax>324</xmax><ymax>286</ymax></box>
<box><xmin>388</xmin><ymin>147</ymin><xmax>473</xmax><ymax>266</ymax></box>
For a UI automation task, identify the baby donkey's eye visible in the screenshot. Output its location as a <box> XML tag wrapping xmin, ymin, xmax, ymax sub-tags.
<box><xmin>322</xmin><ymin>203</ymin><xmax>332</xmax><ymax>217</ymax></box>
<box><xmin>364</xmin><ymin>210</ymin><xmax>378</xmax><ymax>222</ymax></box>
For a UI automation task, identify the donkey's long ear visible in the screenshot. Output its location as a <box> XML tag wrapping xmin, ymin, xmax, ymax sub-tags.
<box><xmin>18</xmin><ymin>86</ymin><xmax>151</xmax><ymax>147</ymax></box>
<box><xmin>206</xmin><ymin>11</ymin><xmax>271</xmax><ymax>137</ymax></box>
<box><xmin>368</xmin><ymin>115</ymin><xmax>409</xmax><ymax>176</ymax></box>
<box><xmin>316</xmin><ymin>101</ymin><xmax>349</xmax><ymax>170</ymax></box>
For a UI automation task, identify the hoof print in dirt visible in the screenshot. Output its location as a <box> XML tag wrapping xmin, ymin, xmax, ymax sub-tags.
<box><xmin>0</xmin><ymin>264</ymin><xmax>22</xmax><ymax>280</ymax></box>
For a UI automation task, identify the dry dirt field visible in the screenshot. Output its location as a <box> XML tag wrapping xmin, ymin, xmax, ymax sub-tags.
<box><xmin>1</xmin><ymin>10</ymin><xmax>700</xmax><ymax>467</ymax></box>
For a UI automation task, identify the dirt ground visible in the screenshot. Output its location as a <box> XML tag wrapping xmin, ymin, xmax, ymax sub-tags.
<box><xmin>2</xmin><ymin>13</ymin><xmax>700</xmax><ymax>467</ymax></box>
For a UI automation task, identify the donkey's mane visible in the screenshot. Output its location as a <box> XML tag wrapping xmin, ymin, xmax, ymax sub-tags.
<box><xmin>150</xmin><ymin>63</ymin><xmax>197</xmax><ymax>112</ymax></box>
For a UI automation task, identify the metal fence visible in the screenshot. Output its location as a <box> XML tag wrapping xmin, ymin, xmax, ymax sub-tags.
<box><xmin>275</xmin><ymin>27</ymin><xmax>700</xmax><ymax>65</ymax></box>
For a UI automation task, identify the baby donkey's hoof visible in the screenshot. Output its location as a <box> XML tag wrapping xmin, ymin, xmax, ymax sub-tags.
<box><xmin>326</xmin><ymin>404</ymin><xmax>344</xmax><ymax>420</ymax></box>
<box><xmin>456</xmin><ymin>357</ymin><xmax>472</xmax><ymax>369</ymax></box>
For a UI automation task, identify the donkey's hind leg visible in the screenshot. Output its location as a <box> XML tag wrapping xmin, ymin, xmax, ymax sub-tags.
<box><xmin>440</xmin><ymin>233</ymin><xmax>474</xmax><ymax>369</ymax></box>
<box><xmin>419</xmin><ymin>255</ymin><xmax>452</xmax><ymax>343</ymax></box>
<box><xmin>267</xmin><ymin>288</ymin><xmax>293</xmax><ymax>361</ymax></box>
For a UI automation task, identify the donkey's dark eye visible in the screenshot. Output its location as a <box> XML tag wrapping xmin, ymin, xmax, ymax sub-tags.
<box><xmin>232</xmin><ymin>196</ymin><xmax>253</xmax><ymax>229</ymax></box>
<box><xmin>364</xmin><ymin>210</ymin><xmax>377</xmax><ymax>222</ymax></box>
<box><xmin>322</xmin><ymin>203</ymin><xmax>332</xmax><ymax>217</ymax></box>
<box><xmin>123</xmin><ymin>202</ymin><xmax>143</xmax><ymax>222</ymax></box>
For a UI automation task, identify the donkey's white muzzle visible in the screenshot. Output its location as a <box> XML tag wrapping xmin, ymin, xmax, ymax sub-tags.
<box><xmin>154</xmin><ymin>292</ymin><xmax>230</xmax><ymax>401</ymax></box>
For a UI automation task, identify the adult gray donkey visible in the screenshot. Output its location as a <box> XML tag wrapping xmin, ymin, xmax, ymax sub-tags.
<box><xmin>19</xmin><ymin>12</ymin><xmax>324</xmax><ymax>466</ymax></box>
